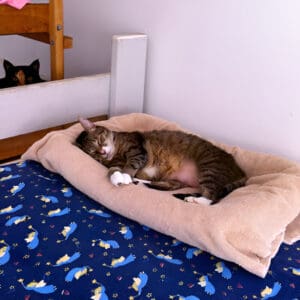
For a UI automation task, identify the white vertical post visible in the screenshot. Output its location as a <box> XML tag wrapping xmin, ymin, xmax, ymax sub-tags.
<box><xmin>109</xmin><ymin>34</ymin><xmax>147</xmax><ymax>117</ymax></box>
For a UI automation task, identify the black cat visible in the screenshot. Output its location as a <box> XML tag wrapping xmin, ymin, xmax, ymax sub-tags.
<box><xmin>0</xmin><ymin>59</ymin><xmax>45</xmax><ymax>89</ymax></box>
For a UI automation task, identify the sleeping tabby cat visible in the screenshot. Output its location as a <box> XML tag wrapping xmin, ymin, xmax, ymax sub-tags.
<box><xmin>76</xmin><ymin>117</ymin><xmax>247</xmax><ymax>204</ymax></box>
<box><xmin>0</xmin><ymin>59</ymin><xmax>45</xmax><ymax>89</ymax></box>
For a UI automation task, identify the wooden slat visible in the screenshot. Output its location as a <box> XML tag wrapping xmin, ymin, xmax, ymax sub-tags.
<box><xmin>63</xmin><ymin>35</ymin><xmax>73</xmax><ymax>49</ymax></box>
<box><xmin>0</xmin><ymin>4</ymin><xmax>49</xmax><ymax>35</ymax></box>
<box><xmin>19</xmin><ymin>33</ymin><xmax>73</xmax><ymax>49</ymax></box>
<box><xmin>49</xmin><ymin>0</ymin><xmax>64</xmax><ymax>80</ymax></box>
<box><xmin>0</xmin><ymin>115</ymin><xmax>108</xmax><ymax>163</ymax></box>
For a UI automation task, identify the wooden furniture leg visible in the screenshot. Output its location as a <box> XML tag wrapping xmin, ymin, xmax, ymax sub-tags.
<box><xmin>49</xmin><ymin>0</ymin><xmax>64</xmax><ymax>80</ymax></box>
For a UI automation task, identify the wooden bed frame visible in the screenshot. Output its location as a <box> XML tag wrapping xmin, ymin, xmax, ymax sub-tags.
<box><xmin>0</xmin><ymin>0</ymin><xmax>73</xmax><ymax>80</ymax></box>
<box><xmin>0</xmin><ymin>34</ymin><xmax>147</xmax><ymax>163</ymax></box>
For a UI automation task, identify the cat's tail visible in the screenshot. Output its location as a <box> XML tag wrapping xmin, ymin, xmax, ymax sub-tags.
<box><xmin>143</xmin><ymin>180</ymin><xmax>185</xmax><ymax>191</ymax></box>
<box><xmin>221</xmin><ymin>177</ymin><xmax>247</xmax><ymax>198</ymax></box>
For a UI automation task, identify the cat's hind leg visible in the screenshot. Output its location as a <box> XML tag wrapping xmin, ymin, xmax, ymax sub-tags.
<box><xmin>184</xmin><ymin>196</ymin><xmax>213</xmax><ymax>205</ymax></box>
<box><xmin>173</xmin><ymin>193</ymin><xmax>202</xmax><ymax>200</ymax></box>
<box><xmin>173</xmin><ymin>193</ymin><xmax>213</xmax><ymax>205</ymax></box>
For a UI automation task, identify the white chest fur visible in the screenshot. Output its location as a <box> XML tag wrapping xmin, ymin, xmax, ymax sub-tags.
<box><xmin>142</xmin><ymin>166</ymin><xmax>158</xmax><ymax>178</ymax></box>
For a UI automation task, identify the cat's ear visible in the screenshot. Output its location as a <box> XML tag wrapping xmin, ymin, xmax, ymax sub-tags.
<box><xmin>79</xmin><ymin>117</ymin><xmax>96</xmax><ymax>132</ymax></box>
<box><xmin>3</xmin><ymin>60</ymin><xmax>14</xmax><ymax>72</ymax></box>
<box><xmin>30</xmin><ymin>59</ymin><xmax>40</xmax><ymax>71</ymax></box>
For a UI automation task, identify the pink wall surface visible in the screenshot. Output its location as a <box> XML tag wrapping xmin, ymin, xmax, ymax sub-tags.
<box><xmin>64</xmin><ymin>0</ymin><xmax>300</xmax><ymax>161</ymax></box>
<box><xmin>1</xmin><ymin>1</ymin><xmax>299</xmax><ymax>161</ymax></box>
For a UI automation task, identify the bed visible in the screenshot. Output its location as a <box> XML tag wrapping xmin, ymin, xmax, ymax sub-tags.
<box><xmin>0</xmin><ymin>159</ymin><xmax>299</xmax><ymax>299</ymax></box>
<box><xmin>0</xmin><ymin>0</ymin><xmax>73</xmax><ymax>81</ymax></box>
<box><xmin>1</xmin><ymin>35</ymin><xmax>300</xmax><ymax>299</ymax></box>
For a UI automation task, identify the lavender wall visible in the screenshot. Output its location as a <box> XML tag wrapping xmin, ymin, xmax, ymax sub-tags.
<box><xmin>1</xmin><ymin>0</ymin><xmax>299</xmax><ymax>161</ymax></box>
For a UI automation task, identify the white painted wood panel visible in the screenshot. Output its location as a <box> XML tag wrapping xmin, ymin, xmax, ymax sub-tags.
<box><xmin>109</xmin><ymin>34</ymin><xmax>147</xmax><ymax>117</ymax></box>
<box><xmin>0</xmin><ymin>74</ymin><xmax>110</xmax><ymax>138</ymax></box>
<box><xmin>0</xmin><ymin>34</ymin><xmax>147</xmax><ymax>139</ymax></box>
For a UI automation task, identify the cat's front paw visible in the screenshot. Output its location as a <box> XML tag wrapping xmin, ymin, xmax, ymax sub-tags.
<box><xmin>110</xmin><ymin>171</ymin><xmax>132</xmax><ymax>186</ymax></box>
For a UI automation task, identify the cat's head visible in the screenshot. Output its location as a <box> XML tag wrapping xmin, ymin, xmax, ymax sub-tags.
<box><xmin>76</xmin><ymin>117</ymin><xmax>116</xmax><ymax>162</ymax></box>
<box><xmin>3</xmin><ymin>59</ymin><xmax>44</xmax><ymax>86</ymax></box>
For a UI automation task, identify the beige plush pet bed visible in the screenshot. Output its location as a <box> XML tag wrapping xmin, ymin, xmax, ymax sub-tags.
<box><xmin>22</xmin><ymin>113</ymin><xmax>300</xmax><ymax>278</ymax></box>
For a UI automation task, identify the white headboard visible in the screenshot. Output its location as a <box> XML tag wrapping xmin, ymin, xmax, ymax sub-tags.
<box><xmin>109</xmin><ymin>34</ymin><xmax>147</xmax><ymax>117</ymax></box>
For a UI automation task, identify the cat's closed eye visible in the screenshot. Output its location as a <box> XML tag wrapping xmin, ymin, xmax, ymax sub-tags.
<box><xmin>89</xmin><ymin>148</ymin><xmax>98</xmax><ymax>155</ymax></box>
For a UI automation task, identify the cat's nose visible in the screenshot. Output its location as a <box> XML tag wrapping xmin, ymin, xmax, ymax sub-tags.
<box><xmin>99</xmin><ymin>149</ymin><xmax>106</xmax><ymax>155</ymax></box>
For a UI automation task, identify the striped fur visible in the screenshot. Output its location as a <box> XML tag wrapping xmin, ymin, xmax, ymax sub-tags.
<box><xmin>76</xmin><ymin>120</ymin><xmax>246</xmax><ymax>204</ymax></box>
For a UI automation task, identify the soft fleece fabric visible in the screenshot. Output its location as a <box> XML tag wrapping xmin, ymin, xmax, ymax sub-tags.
<box><xmin>22</xmin><ymin>113</ymin><xmax>300</xmax><ymax>277</ymax></box>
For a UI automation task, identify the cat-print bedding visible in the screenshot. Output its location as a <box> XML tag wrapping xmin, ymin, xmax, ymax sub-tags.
<box><xmin>22</xmin><ymin>113</ymin><xmax>300</xmax><ymax>278</ymax></box>
<box><xmin>0</xmin><ymin>161</ymin><xmax>299</xmax><ymax>299</ymax></box>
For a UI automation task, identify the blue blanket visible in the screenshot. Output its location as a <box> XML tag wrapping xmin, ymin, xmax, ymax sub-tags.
<box><xmin>0</xmin><ymin>161</ymin><xmax>299</xmax><ymax>299</ymax></box>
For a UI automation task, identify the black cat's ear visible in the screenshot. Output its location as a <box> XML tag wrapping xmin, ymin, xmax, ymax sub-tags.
<box><xmin>79</xmin><ymin>117</ymin><xmax>96</xmax><ymax>132</ymax></box>
<box><xmin>30</xmin><ymin>59</ymin><xmax>40</xmax><ymax>71</ymax></box>
<box><xmin>3</xmin><ymin>60</ymin><xmax>14</xmax><ymax>72</ymax></box>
